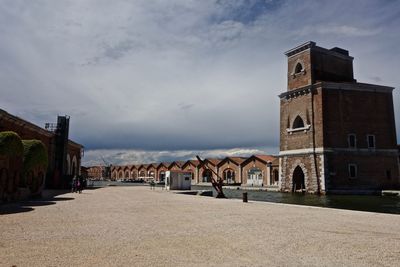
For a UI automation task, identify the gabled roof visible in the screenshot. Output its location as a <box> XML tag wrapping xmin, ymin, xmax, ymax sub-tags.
<box><xmin>168</xmin><ymin>161</ymin><xmax>185</xmax><ymax>169</ymax></box>
<box><xmin>182</xmin><ymin>160</ymin><xmax>200</xmax><ymax>169</ymax></box>
<box><xmin>241</xmin><ymin>155</ymin><xmax>277</xmax><ymax>166</ymax></box>
<box><xmin>198</xmin><ymin>158</ymin><xmax>221</xmax><ymax>167</ymax></box>
<box><xmin>123</xmin><ymin>165</ymin><xmax>130</xmax><ymax>171</ymax></box>
<box><xmin>255</xmin><ymin>155</ymin><xmax>276</xmax><ymax>163</ymax></box>
<box><xmin>157</xmin><ymin>162</ymin><xmax>170</xmax><ymax>169</ymax></box>
<box><xmin>129</xmin><ymin>164</ymin><xmax>138</xmax><ymax>170</ymax></box>
<box><xmin>217</xmin><ymin>157</ymin><xmax>247</xmax><ymax>167</ymax></box>
<box><xmin>177</xmin><ymin>160</ymin><xmax>186</xmax><ymax>166</ymax></box>
<box><xmin>146</xmin><ymin>163</ymin><xmax>157</xmax><ymax>170</ymax></box>
<box><xmin>137</xmin><ymin>164</ymin><xmax>149</xmax><ymax>170</ymax></box>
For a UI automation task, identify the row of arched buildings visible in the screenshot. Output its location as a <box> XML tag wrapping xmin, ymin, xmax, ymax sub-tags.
<box><xmin>91</xmin><ymin>41</ymin><xmax>400</xmax><ymax>194</ymax></box>
<box><xmin>107</xmin><ymin>155</ymin><xmax>279</xmax><ymax>187</ymax></box>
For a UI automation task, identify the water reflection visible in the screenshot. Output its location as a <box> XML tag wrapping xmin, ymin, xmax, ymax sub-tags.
<box><xmin>192</xmin><ymin>185</ymin><xmax>400</xmax><ymax>215</ymax></box>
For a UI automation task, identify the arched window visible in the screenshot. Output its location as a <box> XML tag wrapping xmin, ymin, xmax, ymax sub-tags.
<box><xmin>270</xmin><ymin>169</ymin><xmax>279</xmax><ymax>185</ymax></box>
<box><xmin>66</xmin><ymin>154</ymin><xmax>71</xmax><ymax>175</ymax></box>
<box><xmin>72</xmin><ymin>163</ymin><xmax>76</xmax><ymax>176</ymax></box>
<box><xmin>273</xmin><ymin>169</ymin><xmax>279</xmax><ymax>185</ymax></box>
<box><xmin>223</xmin><ymin>169</ymin><xmax>235</xmax><ymax>184</ymax></box>
<box><xmin>72</xmin><ymin>155</ymin><xmax>77</xmax><ymax>176</ymax></box>
<box><xmin>295</xmin><ymin>63</ymin><xmax>303</xmax><ymax>74</ymax></box>
<box><xmin>248</xmin><ymin>168</ymin><xmax>263</xmax><ymax>186</ymax></box>
<box><xmin>202</xmin><ymin>169</ymin><xmax>212</xmax><ymax>183</ymax></box>
<box><xmin>292</xmin><ymin>116</ymin><xmax>305</xmax><ymax>129</ymax></box>
<box><xmin>159</xmin><ymin>171</ymin><xmax>165</xmax><ymax>181</ymax></box>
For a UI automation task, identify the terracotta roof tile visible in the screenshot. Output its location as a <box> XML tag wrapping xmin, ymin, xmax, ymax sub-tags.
<box><xmin>205</xmin><ymin>158</ymin><xmax>222</xmax><ymax>166</ymax></box>
<box><xmin>254</xmin><ymin>155</ymin><xmax>277</xmax><ymax>163</ymax></box>
<box><xmin>227</xmin><ymin>157</ymin><xmax>247</xmax><ymax>164</ymax></box>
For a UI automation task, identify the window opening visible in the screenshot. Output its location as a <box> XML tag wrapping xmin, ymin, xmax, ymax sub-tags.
<box><xmin>348</xmin><ymin>134</ymin><xmax>356</xmax><ymax>148</ymax></box>
<box><xmin>292</xmin><ymin>116</ymin><xmax>305</xmax><ymax>129</ymax></box>
<box><xmin>348</xmin><ymin>164</ymin><xmax>357</xmax><ymax>179</ymax></box>
<box><xmin>295</xmin><ymin>63</ymin><xmax>303</xmax><ymax>74</ymax></box>
<box><xmin>367</xmin><ymin>135</ymin><xmax>375</xmax><ymax>148</ymax></box>
<box><xmin>386</xmin><ymin>170</ymin><xmax>391</xmax><ymax>180</ymax></box>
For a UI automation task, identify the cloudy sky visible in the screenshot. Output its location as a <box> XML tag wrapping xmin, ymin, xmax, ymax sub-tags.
<box><xmin>1</xmin><ymin>0</ymin><xmax>399</xmax><ymax>165</ymax></box>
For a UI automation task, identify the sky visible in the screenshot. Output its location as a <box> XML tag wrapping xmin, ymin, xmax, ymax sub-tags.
<box><xmin>1</xmin><ymin>0</ymin><xmax>400</xmax><ymax>166</ymax></box>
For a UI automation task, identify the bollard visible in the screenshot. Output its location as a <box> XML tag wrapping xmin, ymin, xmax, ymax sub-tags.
<box><xmin>243</xmin><ymin>192</ymin><xmax>248</xmax><ymax>203</ymax></box>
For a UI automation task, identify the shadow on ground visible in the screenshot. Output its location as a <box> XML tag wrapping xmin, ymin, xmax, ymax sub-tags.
<box><xmin>0</xmin><ymin>192</ymin><xmax>75</xmax><ymax>215</ymax></box>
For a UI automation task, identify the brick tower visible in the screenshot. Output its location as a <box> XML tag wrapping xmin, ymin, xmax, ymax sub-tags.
<box><xmin>279</xmin><ymin>41</ymin><xmax>399</xmax><ymax>194</ymax></box>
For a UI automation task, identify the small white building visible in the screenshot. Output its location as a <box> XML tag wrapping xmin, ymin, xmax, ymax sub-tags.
<box><xmin>165</xmin><ymin>171</ymin><xmax>192</xmax><ymax>190</ymax></box>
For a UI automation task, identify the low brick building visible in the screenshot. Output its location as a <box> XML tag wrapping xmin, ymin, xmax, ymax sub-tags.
<box><xmin>181</xmin><ymin>160</ymin><xmax>200</xmax><ymax>184</ymax></box>
<box><xmin>156</xmin><ymin>163</ymin><xmax>169</xmax><ymax>182</ymax></box>
<box><xmin>0</xmin><ymin>109</ymin><xmax>84</xmax><ymax>189</ymax></box>
<box><xmin>197</xmin><ymin>158</ymin><xmax>221</xmax><ymax>183</ymax></box>
<box><xmin>217</xmin><ymin>157</ymin><xmax>246</xmax><ymax>184</ymax></box>
<box><xmin>106</xmin><ymin>155</ymin><xmax>280</xmax><ymax>186</ymax></box>
<box><xmin>241</xmin><ymin>155</ymin><xmax>279</xmax><ymax>186</ymax></box>
<box><xmin>86</xmin><ymin>165</ymin><xmax>104</xmax><ymax>180</ymax></box>
<box><xmin>130</xmin><ymin>165</ymin><xmax>138</xmax><ymax>180</ymax></box>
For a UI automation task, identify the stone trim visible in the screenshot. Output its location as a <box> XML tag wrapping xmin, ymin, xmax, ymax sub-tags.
<box><xmin>278</xmin><ymin>157</ymin><xmax>283</xmax><ymax>190</ymax></box>
<box><xmin>284</xmin><ymin>41</ymin><xmax>315</xmax><ymax>57</ymax></box>
<box><xmin>288</xmin><ymin>159</ymin><xmax>309</xmax><ymax>191</ymax></box>
<box><xmin>279</xmin><ymin>86</ymin><xmax>312</xmax><ymax>100</ymax></box>
<box><xmin>320</xmin><ymin>81</ymin><xmax>394</xmax><ymax>93</ymax></box>
<box><xmin>286</xmin><ymin>124</ymin><xmax>311</xmax><ymax>133</ymax></box>
<box><xmin>319</xmin><ymin>154</ymin><xmax>326</xmax><ymax>192</ymax></box>
<box><xmin>279</xmin><ymin>148</ymin><xmax>326</xmax><ymax>156</ymax></box>
<box><xmin>279</xmin><ymin>147</ymin><xmax>398</xmax><ymax>156</ymax></box>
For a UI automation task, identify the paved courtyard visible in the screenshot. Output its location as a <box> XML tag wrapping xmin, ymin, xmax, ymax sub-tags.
<box><xmin>1</xmin><ymin>186</ymin><xmax>400</xmax><ymax>266</ymax></box>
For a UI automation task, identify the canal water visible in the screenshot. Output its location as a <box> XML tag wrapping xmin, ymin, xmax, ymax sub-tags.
<box><xmin>192</xmin><ymin>185</ymin><xmax>400</xmax><ymax>215</ymax></box>
<box><xmin>90</xmin><ymin>181</ymin><xmax>400</xmax><ymax>215</ymax></box>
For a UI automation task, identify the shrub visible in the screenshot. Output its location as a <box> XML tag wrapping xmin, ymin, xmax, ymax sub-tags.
<box><xmin>0</xmin><ymin>131</ymin><xmax>24</xmax><ymax>157</ymax></box>
<box><xmin>22</xmin><ymin>140</ymin><xmax>48</xmax><ymax>174</ymax></box>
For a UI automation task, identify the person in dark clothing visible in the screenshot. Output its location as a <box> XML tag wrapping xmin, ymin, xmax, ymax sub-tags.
<box><xmin>71</xmin><ymin>176</ymin><xmax>77</xmax><ymax>193</ymax></box>
<box><xmin>78</xmin><ymin>176</ymin><xmax>84</xmax><ymax>193</ymax></box>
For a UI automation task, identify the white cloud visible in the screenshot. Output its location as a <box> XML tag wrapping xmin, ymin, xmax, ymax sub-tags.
<box><xmin>1</xmin><ymin>0</ymin><xmax>399</xmax><ymax>164</ymax></box>
<box><xmin>298</xmin><ymin>25</ymin><xmax>381</xmax><ymax>37</ymax></box>
<box><xmin>83</xmin><ymin>146</ymin><xmax>277</xmax><ymax>166</ymax></box>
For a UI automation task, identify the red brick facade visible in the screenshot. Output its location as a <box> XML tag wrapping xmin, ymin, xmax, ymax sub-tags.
<box><xmin>0</xmin><ymin>109</ymin><xmax>83</xmax><ymax>189</ymax></box>
<box><xmin>88</xmin><ymin>42</ymin><xmax>400</xmax><ymax>194</ymax></box>
<box><xmin>279</xmin><ymin>41</ymin><xmax>400</xmax><ymax>194</ymax></box>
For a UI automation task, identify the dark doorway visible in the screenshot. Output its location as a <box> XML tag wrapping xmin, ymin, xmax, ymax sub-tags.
<box><xmin>292</xmin><ymin>166</ymin><xmax>305</xmax><ymax>192</ymax></box>
<box><xmin>202</xmin><ymin>169</ymin><xmax>212</xmax><ymax>182</ymax></box>
<box><xmin>224</xmin><ymin>169</ymin><xmax>235</xmax><ymax>184</ymax></box>
<box><xmin>159</xmin><ymin>171</ymin><xmax>165</xmax><ymax>182</ymax></box>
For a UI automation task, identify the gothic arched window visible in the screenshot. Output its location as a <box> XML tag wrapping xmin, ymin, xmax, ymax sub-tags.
<box><xmin>295</xmin><ymin>63</ymin><xmax>303</xmax><ymax>74</ymax></box>
<box><xmin>292</xmin><ymin>116</ymin><xmax>305</xmax><ymax>129</ymax></box>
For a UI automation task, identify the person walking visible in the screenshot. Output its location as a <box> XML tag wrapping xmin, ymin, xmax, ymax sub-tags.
<box><xmin>77</xmin><ymin>176</ymin><xmax>83</xmax><ymax>194</ymax></box>
<box><xmin>71</xmin><ymin>176</ymin><xmax>76</xmax><ymax>193</ymax></box>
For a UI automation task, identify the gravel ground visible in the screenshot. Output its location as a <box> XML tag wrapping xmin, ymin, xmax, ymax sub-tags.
<box><xmin>1</xmin><ymin>186</ymin><xmax>400</xmax><ymax>267</ymax></box>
